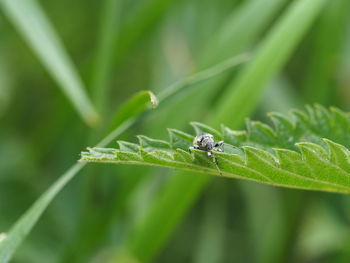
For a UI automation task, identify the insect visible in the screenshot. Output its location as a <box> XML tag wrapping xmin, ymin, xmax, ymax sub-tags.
<box><xmin>189</xmin><ymin>133</ymin><xmax>224</xmax><ymax>175</ymax></box>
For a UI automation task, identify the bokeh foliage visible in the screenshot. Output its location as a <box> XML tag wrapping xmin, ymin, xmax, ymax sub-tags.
<box><xmin>0</xmin><ymin>0</ymin><xmax>350</xmax><ymax>262</ymax></box>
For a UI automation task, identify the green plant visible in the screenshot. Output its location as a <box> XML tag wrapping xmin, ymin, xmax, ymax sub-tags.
<box><xmin>82</xmin><ymin>105</ymin><xmax>350</xmax><ymax>194</ymax></box>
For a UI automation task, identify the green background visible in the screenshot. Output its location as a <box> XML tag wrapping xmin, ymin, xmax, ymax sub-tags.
<box><xmin>1</xmin><ymin>0</ymin><xmax>350</xmax><ymax>262</ymax></box>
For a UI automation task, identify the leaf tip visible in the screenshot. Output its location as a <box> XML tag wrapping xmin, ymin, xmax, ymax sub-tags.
<box><xmin>295</xmin><ymin>142</ymin><xmax>328</xmax><ymax>159</ymax></box>
<box><xmin>148</xmin><ymin>91</ymin><xmax>158</xmax><ymax>108</ymax></box>
<box><xmin>86</xmin><ymin>110</ymin><xmax>101</xmax><ymax>128</ymax></box>
<box><xmin>322</xmin><ymin>138</ymin><xmax>349</xmax><ymax>153</ymax></box>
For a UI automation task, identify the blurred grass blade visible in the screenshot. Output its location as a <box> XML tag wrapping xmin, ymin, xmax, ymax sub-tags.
<box><xmin>302</xmin><ymin>0</ymin><xmax>350</xmax><ymax>105</ymax></box>
<box><xmin>0</xmin><ymin>163</ymin><xmax>84</xmax><ymax>263</ymax></box>
<box><xmin>91</xmin><ymin>0</ymin><xmax>121</xmax><ymax>114</ymax></box>
<box><xmin>193</xmin><ymin>183</ymin><xmax>228</xmax><ymax>263</ymax></box>
<box><xmin>200</xmin><ymin>0</ymin><xmax>286</xmax><ymax>67</ymax></box>
<box><xmin>117</xmin><ymin>0</ymin><xmax>328</xmax><ymax>261</ymax></box>
<box><xmin>212</xmin><ymin>0</ymin><xmax>327</xmax><ymax>128</ymax></box>
<box><xmin>157</xmin><ymin>53</ymin><xmax>250</xmax><ymax>102</ymax></box>
<box><xmin>0</xmin><ymin>0</ymin><xmax>99</xmax><ymax>126</ymax></box>
<box><xmin>115</xmin><ymin>0</ymin><xmax>177</xmax><ymax>64</ymax></box>
<box><xmin>0</xmin><ymin>91</ymin><xmax>157</xmax><ymax>263</ymax></box>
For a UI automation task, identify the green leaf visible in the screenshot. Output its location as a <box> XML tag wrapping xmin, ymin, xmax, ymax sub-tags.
<box><xmin>168</xmin><ymin>129</ymin><xmax>193</xmax><ymax>150</ymax></box>
<box><xmin>81</xmin><ymin>105</ymin><xmax>350</xmax><ymax>194</ymax></box>
<box><xmin>106</xmin><ymin>91</ymin><xmax>158</xmax><ymax>133</ymax></box>
<box><xmin>0</xmin><ymin>0</ymin><xmax>99</xmax><ymax>126</ymax></box>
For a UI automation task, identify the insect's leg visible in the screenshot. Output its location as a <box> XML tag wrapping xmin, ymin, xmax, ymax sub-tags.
<box><xmin>215</xmin><ymin>141</ymin><xmax>224</xmax><ymax>147</ymax></box>
<box><xmin>214</xmin><ymin>141</ymin><xmax>224</xmax><ymax>152</ymax></box>
<box><xmin>209</xmin><ymin>151</ymin><xmax>223</xmax><ymax>176</ymax></box>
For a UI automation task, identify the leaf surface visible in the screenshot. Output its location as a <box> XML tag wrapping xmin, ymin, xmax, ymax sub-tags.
<box><xmin>82</xmin><ymin>106</ymin><xmax>350</xmax><ymax>194</ymax></box>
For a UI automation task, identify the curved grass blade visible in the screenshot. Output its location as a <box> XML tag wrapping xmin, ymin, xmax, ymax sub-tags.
<box><xmin>157</xmin><ymin>53</ymin><xmax>250</xmax><ymax>102</ymax></box>
<box><xmin>0</xmin><ymin>91</ymin><xmax>156</xmax><ymax>263</ymax></box>
<box><xmin>0</xmin><ymin>0</ymin><xmax>99</xmax><ymax>126</ymax></box>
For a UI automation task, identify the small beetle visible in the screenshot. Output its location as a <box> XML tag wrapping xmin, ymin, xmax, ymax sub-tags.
<box><xmin>189</xmin><ymin>133</ymin><xmax>224</xmax><ymax>175</ymax></box>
